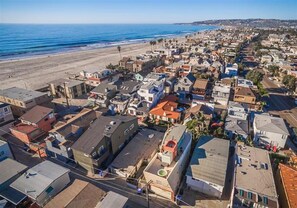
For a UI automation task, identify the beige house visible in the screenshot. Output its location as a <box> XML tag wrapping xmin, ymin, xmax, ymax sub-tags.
<box><xmin>143</xmin><ymin>124</ymin><xmax>192</xmax><ymax>200</ymax></box>
<box><xmin>0</xmin><ymin>87</ymin><xmax>50</xmax><ymax>116</ymax></box>
<box><xmin>49</xmin><ymin>78</ymin><xmax>87</xmax><ymax>99</ymax></box>
<box><xmin>234</xmin><ymin>87</ymin><xmax>256</xmax><ymax>104</ymax></box>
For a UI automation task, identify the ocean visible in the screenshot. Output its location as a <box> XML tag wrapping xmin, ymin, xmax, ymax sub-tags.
<box><xmin>0</xmin><ymin>24</ymin><xmax>217</xmax><ymax>60</ymax></box>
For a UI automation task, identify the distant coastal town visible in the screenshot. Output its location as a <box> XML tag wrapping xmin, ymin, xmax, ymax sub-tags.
<box><xmin>0</xmin><ymin>22</ymin><xmax>297</xmax><ymax>208</ymax></box>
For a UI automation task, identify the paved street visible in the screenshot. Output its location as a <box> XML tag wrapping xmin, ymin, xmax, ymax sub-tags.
<box><xmin>3</xmin><ymin>133</ymin><xmax>177</xmax><ymax>208</ymax></box>
<box><xmin>262</xmin><ymin>76</ymin><xmax>297</xmax><ymax>129</ymax></box>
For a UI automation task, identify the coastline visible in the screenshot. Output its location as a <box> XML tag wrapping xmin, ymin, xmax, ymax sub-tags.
<box><xmin>0</xmin><ymin>29</ymin><xmax>211</xmax><ymax>90</ymax></box>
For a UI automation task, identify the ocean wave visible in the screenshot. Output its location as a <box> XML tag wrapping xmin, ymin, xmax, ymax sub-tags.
<box><xmin>0</xmin><ymin>24</ymin><xmax>218</xmax><ymax>60</ymax></box>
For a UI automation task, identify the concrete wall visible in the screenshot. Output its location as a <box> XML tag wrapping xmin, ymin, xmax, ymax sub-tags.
<box><xmin>186</xmin><ymin>176</ymin><xmax>223</xmax><ymax>198</ymax></box>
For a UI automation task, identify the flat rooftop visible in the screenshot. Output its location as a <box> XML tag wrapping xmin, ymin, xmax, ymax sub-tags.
<box><xmin>49</xmin><ymin>78</ymin><xmax>84</xmax><ymax>88</ymax></box>
<box><xmin>0</xmin><ymin>87</ymin><xmax>47</xmax><ymax>102</ymax></box>
<box><xmin>235</xmin><ymin>144</ymin><xmax>278</xmax><ymax>199</ymax></box>
<box><xmin>110</xmin><ymin>128</ymin><xmax>164</xmax><ymax>175</ymax></box>
<box><xmin>145</xmin><ymin>130</ymin><xmax>191</xmax><ymax>178</ymax></box>
<box><xmin>187</xmin><ymin>136</ymin><xmax>230</xmax><ymax>187</ymax></box>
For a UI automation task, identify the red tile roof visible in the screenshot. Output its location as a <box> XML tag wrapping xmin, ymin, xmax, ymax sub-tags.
<box><xmin>149</xmin><ymin>96</ymin><xmax>180</xmax><ymax>120</ymax></box>
<box><xmin>279</xmin><ymin>163</ymin><xmax>297</xmax><ymax>208</ymax></box>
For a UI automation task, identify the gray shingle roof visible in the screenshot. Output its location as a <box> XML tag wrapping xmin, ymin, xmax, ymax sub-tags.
<box><xmin>10</xmin><ymin>161</ymin><xmax>69</xmax><ymax>200</ymax></box>
<box><xmin>254</xmin><ymin>114</ymin><xmax>289</xmax><ymax>135</ymax></box>
<box><xmin>187</xmin><ymin>136</ymin><xmax>229</xmax><ymax>186</ymax></box>
<box><xmin>0</xmin><ymin>158</ymin><xmax>28</xmax><ymax>185</ymax></box>
<box><xmin>72</xmin><ymin>115</ymin><xmax>137</xmax><ymax>154</ymax></box>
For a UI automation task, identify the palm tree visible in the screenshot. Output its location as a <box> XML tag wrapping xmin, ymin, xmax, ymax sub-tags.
<box><xmin>157</xmin><ymin>38</ymin><xmax>163</xmax><ymax>46</ymax></box>
<box><xmin>117</xmin><ymin>46</ymin><xmax>122</xmax><ymax>59</ymax></box>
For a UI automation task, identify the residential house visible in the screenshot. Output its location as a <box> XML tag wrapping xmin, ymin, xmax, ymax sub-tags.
<box><xmin>127</xmin><ymin>98</ymin><xmax>150</xmax><ymax>121</ymax></box>
<box><xmin>0</xmin><ymin>103</ymin><xmax>14</xmax><ymax>136</ymax></box>
<box><xmin>186</xmin><ymin>136</ymin><xmax>229</xmax><ymax>198</ymax></box>
<box><xmin>110</xmin><ymin>129</ymin><xmax>163</xmax><ymax>178</ymax></box>
<box><xmin>143</xmin><ymin>124</ymin><xmax>192</xmax><ymax>200</ymax></box>
<box><xmin>164</xmin><ymin>76</ymin><xmax>177</xmax><ymax>95</ymax></box>
<box><xmin>233</xmin><ymin>144</ymin><xmax>279</xmax><ymax>208</ymax></box>
<box><xmin>72</xmin><ymin>115</ymin><xmax>138</xmax><ymax>174</ymax></box>
<box><xmin>119</xmin><ymin>56</ymin><xmax>158</xmax><ymax>73</ymax></box>
<box><xmin>49</xmin><ymin>78</ymin><xmax>87</xmax><ymax>99</ymax></box>
<box><xmin>174</xmin><ymin>73</ymin><xmax>196</xmax><ymax>100</ymax></box>
<box><xmin>110</xmin><ymin>80</ymin><xmax>142</xmax><ymax>113</ymax></box>
<box><xmin>119</xmin><ymin>57</ymin><xmax>134</xmax><ymax>71</ymax></box>
<box><xmin>225</xmin><ymin>63</ymin><xmax>238</xmax><ymax>77</ymax></box>
<box><xmin>133</xmin><ymin>57</ymin><xmax>158</xmax><ymax>73</ymax></box>
<box><xmin>88</xmin><ymin>83</ymin><xmax>117</xmax><ymax>107</ymax></box>
<box><xmin>45</xmin><ymin>108</ymin><xmax>101</xmax><ymax>161</ymax></box>
<box><xmin>275</xmin><ymin>164</ymin><xmax>297</xmax><ymax>208</ymax></box>
<box><xmin>44</xmin><ymin>179</ymin><xmax>106</xmax><ymax>208</ymax></box>
<box><xmin>0</xmin><ymin>158</ymin><xmax>28</xmax><ymax>206</ymax></box>
<box><xmin>19</xmin><ymin>105</ymin><xmax>56</xmax><ymax>132</ymax></box>
<box><xmin>0</xmin><ymin>87</ymin><xmax>50</xmax><ymax>116</ymax></box>
<box><xmin>149</xmin><ymin>96</ymin><xmax>181</xmax><ymax>123</ymax></box>
<box><xmin>80</xmin><ymin>68</ymin><xmax>119</xmax><ymax>87</ymax></box>
<box><xmin>44</xmin><ymin>179</ymin><xmax>129</xmax><ymax>208</ymax></box>
<box><xmin>225</xmin><ymin>116</ymin><xmax>249</xmax><ymax>140</ymax></box>
<box><xmin>10</xmin><ymin>161</ymin><xmax>70</xmax><ymax>207</ymax></box>
<box><xmin>137</xmin><ymin>79</ymin><xmax>164</xmax><ymax>109</ymax></box>
<box><xmin>228</xmin><ymin>101</ymin><xmax>249</xmax><ymax>120</ymax></box>
<box><xmin>237</xmin><ymin>79</ymin><xmax>254</xmax><ymax>88</ymax></box>
<box><xmin>234</xmin><ymin>87</ymin><xmax>256</xmax><ymax>105</ymax></box>
<box><xmin>253</xmin><ymin>114</ymin><xmax>290</xmax><ymax>149</ymax></box>
<box><xmin>192</xmin><ymin>79</ymin><xmax>209</xmax><ymax>100</ymax></box>
<box><xmin>184</xmin><ymin>104</ymin><xmax>213</xmax><ymax>128</ymax></box>
<box><xmin>10</xmin><ymin>105</ymin><xmax>55</xmax><ymax>144</ymax></box>
<box><xmin>212</xmin><ymin>83</ymin><xmax>231</xmax><ymax>106</ymax></box>
<box><xmin>0</xmin><ymin>140</ymin><xmax>13</xmax><ymax>160</ymax></box>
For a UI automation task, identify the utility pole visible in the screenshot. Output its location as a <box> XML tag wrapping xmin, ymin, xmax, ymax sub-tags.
<box><xmin>64</xmin><ymin>82</ymin><xmax>70</xmax><ymax>109</ymax></box>
<box><xmin>146</xmin><ymin>184</ymin><xmax>149</xmax><ymax>208</ymax></box>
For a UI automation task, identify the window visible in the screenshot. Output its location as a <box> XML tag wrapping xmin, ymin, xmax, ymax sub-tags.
<box><xmin>45</xmin><ymin>186</ymin><xmax>54</xmax><ymax>194</ymax></box>
<box><xmin>248</xmin><ymin>192</ymin><xmax>252</xmax><ymax>199</ymax></box>
<box><xmin>149</xmin><ymin>97</ymin><xmax>153</xmax><ymax>101</ymax></box>
<box><xmin>239</xmin><ymin>189</ymin><xmax>244</xmax><ymax>197</ymax></box>
<box><xmin>3</xmin><ymin>107</ymin><xmax>9</xmax><ymax>114</ymax></box>
<box><xmin>263</xmin><ymin>196</ymin><xmax>268</xmax><ymax>205</ymax></box>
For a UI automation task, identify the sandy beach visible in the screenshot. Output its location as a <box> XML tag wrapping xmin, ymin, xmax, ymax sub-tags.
<box><xmin>0</xmin><ymin>31</ymin><xmax>193</xmax><ymax>90</ymax></box>
<box><xmin>0</xmin><ymin>41</ymin><xmax>157</xmax><ymax>90</ymax></box>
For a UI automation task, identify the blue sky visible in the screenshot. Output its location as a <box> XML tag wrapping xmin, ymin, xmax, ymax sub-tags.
<box><xmin>0</xmin><ymin>0</ymin><xmax>296</xmax><ymax>24</ymax></box>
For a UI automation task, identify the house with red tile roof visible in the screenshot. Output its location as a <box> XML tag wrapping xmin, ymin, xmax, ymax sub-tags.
<box><xmin>276</xmin><ymin>163</ymin><xmax>297</xmax><ymax>208</ymax></box>
<box><xmin>149</xmin><ymin>96</ymin><xmax>181</xmax><ymax>123</ymax></box>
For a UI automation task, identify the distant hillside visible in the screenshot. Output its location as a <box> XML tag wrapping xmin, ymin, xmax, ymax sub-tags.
<box><xmin>181</xmin><ymin>19</ymin><xmax>297</xmax><ymax>28</ymax></box>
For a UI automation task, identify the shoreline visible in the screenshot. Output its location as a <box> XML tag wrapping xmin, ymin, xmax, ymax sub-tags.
<box><xmin>0</xmin><ymin>29</ymin><xmax>214</xmax><ymax>90</ymax></box>
<box><xmin>0</xmin><ymin>26</ymin><xmax>218</xmax><ymax>62</ymax></box>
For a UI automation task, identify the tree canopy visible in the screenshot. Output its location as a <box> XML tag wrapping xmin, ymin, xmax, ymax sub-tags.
<box><xmin>246</xmin><ymin>70</ymin><xmax>264</xmax><ymax>85</ymax></box>
<box><xmin>282</xmin><ymin>75</ymin><xmax>296</xmax><ymax>92</ymax></box>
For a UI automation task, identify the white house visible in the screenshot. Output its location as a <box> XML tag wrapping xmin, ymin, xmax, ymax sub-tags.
<box><xmin>253</xmin><ymin>114</ymin><xmax>290</xmax><ymax>149</ymax></box>
<box><xmin>228</xmin><ymin>101</ymin><xmax>249</xmax><ymax>120</ymax></box>
<box><xmin>186</xmin><ymin>136</ymin><xmax>229</xmax><ymax>198</ymax></box>
<box><xmin>11</xmin><ymin>161</ymin><xmax>70</xmax><ymax>206</ymax></box>
<box><xmin>212</xmin><ymin>83</ymin><xmax>231</xmax><ymax>106</ymax></box>
<box><xmin>225</xmin><ymin>63</ymin><xmax>238</xmax><ymax>77</ymax></box>
<box><xmin>137</xmin><ymin>79</ymin><xmax>164</xmax><ymax>109</ymax></box>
